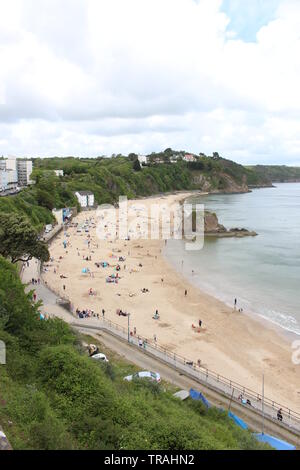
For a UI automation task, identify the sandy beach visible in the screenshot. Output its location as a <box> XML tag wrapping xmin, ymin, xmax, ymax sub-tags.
<box><xmin>42</xmin><ymin>192</ymin><xmax>300</xmax><ymax>413</ymax></box>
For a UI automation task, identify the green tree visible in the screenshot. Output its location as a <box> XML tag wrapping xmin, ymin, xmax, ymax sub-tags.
<box><xmin>0</xmin><ymin>213</ymin><xmax>50</xmax><ymax>263</ymax></box>
<box><xmin>133</xmin><ymin>159</ymin><xmax>142</xmax><ymax>172</ymax></box>
<box><xmin>37</xmin><ymin>189</ymin><xmax>55</xmax><ymax>210</ymax></box>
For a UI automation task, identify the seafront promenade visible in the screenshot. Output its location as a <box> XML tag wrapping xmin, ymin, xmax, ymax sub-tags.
<box><xmin>21</xmin><ymin>255</ymin><xmax>300</xmax><ymax>446</ymax></box>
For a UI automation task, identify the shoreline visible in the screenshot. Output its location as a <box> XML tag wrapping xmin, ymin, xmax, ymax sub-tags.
<box><xmin>42</xmin><ymin>191</ymin><xmax>300</xmax><ymax>413</ymax></box>
<box><xmin>162</xmin><ymin>245</ymin><xmax>300</xmax><ymax>345</ymax></box>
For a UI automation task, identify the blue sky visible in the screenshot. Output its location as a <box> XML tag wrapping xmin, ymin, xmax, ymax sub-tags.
<box><xmin>221</xmin><ymin>0</ymin><xmax>281</xmax><ymax>42</ymax></box>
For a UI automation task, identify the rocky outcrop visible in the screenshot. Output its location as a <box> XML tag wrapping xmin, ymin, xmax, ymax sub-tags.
<box><xmin>190</xmin><ymin>210</ymin><xmax>257</xmax><ymax>238</ymax></box>
<box><xmin>204</xmin><ymin>211</ymin><xmax>226</xmax><ymax>233</ymax></box>
<box><xmin>204</xmin><ymin>211</ymin><xmax>257</xmax><ymax>237</ymax></box>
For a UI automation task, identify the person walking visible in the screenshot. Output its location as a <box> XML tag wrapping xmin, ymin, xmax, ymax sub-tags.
<box><xmin>277</xmin><ymin>408</ymin><xmax>283</xmax><ymax>422</ymax></box>
<box><xmin>185</xmin><ymin>290</ymin><xmax>188</xmax><ymax>297</ymax></box>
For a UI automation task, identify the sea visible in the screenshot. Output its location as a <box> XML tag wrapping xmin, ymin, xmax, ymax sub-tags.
<box><xmin>164</xmin><ymin>183</ymin><xmax>300</xmax><ymax>336</ymax></box>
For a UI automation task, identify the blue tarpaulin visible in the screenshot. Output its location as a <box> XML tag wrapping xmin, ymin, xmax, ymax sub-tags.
<box><xmin>189</xmin><ymin>389</ymin><xmax>211</xmax><ymax>409</ymax></box>
<box><xmin>254</xmin><ymin>433</ymin><xmax>296</xmax><ymax>451</ymax></box>
<box><xmin>228</xmin><ymin>411</ymin><xmax>248</xmax><ymax>430</ymax></box>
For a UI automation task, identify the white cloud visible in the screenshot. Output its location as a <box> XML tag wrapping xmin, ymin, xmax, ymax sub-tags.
<box><xmin>0</xmin><ymin>0</ymin><xmax>299</xmax><ymax>164</ymax></box>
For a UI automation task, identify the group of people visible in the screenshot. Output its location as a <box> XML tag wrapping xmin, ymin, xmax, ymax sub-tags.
<box><xmin>76</xmin><ymin>308</ymin><xmax>105</xmax><ymax>319</ymax></box>
<box><xmin>31</xmin><ymin>278</ymin><xmax>40</xmax><ymax>285</ymax></box>
<box><xmin>116</xmin><ymin>309</ymin><xmax>129</xmax><ymax>317</ymax></box>
<box><xmin>76</xmin><ymin>308</ymin><xmax>97</xmax><ymax>319</ymax></box>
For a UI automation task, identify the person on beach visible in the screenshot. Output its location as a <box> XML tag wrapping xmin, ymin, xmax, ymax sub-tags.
<box><xmin>234</xmin><ymin>298</ymin><xmax>237</xmax><ymax>309</ymax></box>
<box><xmin>199</xmin><ymin>320</ymin><xmax>202</xmax><ymax>328</ymax></box>
<box><xmin>102</xmin><ymin>309</ymin><xmax>105</xmax><ymax>318</ymax></box>
<box><xmin>185</xmin><ymin>290</ymin><xmax>188</xmax><ymax>297</ymax></box>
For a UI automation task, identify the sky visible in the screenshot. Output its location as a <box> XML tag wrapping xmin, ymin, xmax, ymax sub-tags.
<box><xmin>0</xmin><ymin>0</ymin><xmax>300</xmax><ymax>165</ymax></box>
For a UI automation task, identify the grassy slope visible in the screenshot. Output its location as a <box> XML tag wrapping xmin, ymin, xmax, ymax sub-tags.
<box><xmin>0</xmin><ymin>155</ymin><xmax>274</xmax><ymax>230</ymax></box>
<box><xmin>0</xmin><ymin>257</ymin><xmax>268</xmax><ymax>450</ymax></box>
<box><xmin>247</xmin><ymin>165</ymin><xmax>300</xmax><ymax>182</ymax></box>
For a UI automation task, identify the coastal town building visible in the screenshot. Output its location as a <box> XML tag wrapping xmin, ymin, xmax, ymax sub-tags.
<box><xmin>137</xmin><ymin>155</ymin><xmax>150</xmax><ymax>166</ymax></box>
<box><xmin>183</xmin><ymin>154</ymin><xmax>197</xmax><ymax>162</ymax></box>
<box><xmin>54</xmin><ymin>170</ymin><xmax>64</xmax><ymax>177</ymax></box>
<box><xmin>0</xmin><ymin>158</ymin><xmax>19</xmax><ymax>194</ymax></box>
<box><xmin>75</xmin><ymin>191</ymin><xmax>95</xmax><ymax>208</ymax></box>
<box><xmin>16</xmin><ymin>160</ymin><xmax>33</xmax><ymax>186</ymax></box>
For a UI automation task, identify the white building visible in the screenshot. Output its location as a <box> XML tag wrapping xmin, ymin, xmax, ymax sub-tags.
<box><xmin>0</xmin><ymin>170</ymin><xmax>8</xmax><ymax>192</ymax></box>
<box><xmin>75</xmin><ymin>191</ymin><xmax>95</xmax><ymax>208</ymax></box>
<box><xmin>0</xmin><ymin>158</ymin><xmax>16</xmax><ymax>171</ymax></box>
<box><xmin>17</xmin><ymin>160</ymin><xmax>33</xmax><ymax>186</ymax></box>
<box><xmin>0</xmin><ymin>159</ymin><xmax>18</xmax><ymax>194</ymax></box>
<box><xmin>54</xmin><ymin>170</ymin><xmax>64</xmax><ymax>177</ymax></box>
<box><xmin>138</xmin><ymin>155</ymin><xmax>150</xmax><ymax>166</ymax></box>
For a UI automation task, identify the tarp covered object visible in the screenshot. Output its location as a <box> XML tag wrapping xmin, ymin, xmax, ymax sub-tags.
<box><xmin>173</xmin><ymin>390</ymin><xmax>190</xmax><ymax>401</ymax></box>
<box><xmin>189</xmin><ymin>389</ymin><xmax>211</xmax><ymax>408</ymax></box>
<box><xmin>254</xmin><ymin>433</ymin><xmax>296</xmax><ymax>451</ymax></box>
<box><xmin>228</xmin><ymin>411</ymin><xmax>248</xmax><ymax>430</ymax></box>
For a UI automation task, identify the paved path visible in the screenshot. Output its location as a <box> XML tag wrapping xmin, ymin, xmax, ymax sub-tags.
<box><xmin>21</xmin><ymin>259</ymin><xmax>72</xmax><ymax>323</ymax></box>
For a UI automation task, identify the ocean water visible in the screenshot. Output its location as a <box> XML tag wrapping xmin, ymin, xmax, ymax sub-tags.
<box><xmin>164</xmin><ymin>183</ymin><xmax>300</xmax><ymax>336</ymax></box>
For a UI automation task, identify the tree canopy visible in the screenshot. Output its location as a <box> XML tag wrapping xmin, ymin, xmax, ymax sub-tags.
<box><xmin>0</xmin><ymin>213</ymin><xmax>50</xmax><ymax>264</ymax></box>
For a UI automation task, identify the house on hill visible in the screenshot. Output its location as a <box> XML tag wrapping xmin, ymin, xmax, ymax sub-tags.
<box><xmin>75</xmin><ymin>191</ymin><xmax>95</xmax><ymax>208</ymax></box>
<box><xmin>183</xmin><ymin>154</ymin><xmax>197</xmax><ymax>162</ymax></box>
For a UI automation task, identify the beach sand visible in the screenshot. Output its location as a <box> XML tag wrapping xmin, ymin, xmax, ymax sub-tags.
<box><xmin>42</xmin><ymin>192</ymin><xmax>300</xmax><ymax>412</ymax></box>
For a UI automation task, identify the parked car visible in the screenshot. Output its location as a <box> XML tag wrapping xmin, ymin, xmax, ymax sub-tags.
<box><xmin>124</xmin><ymin>371</ymin><xmax>161</xmax><ymax>383</ymax></box>
<box><xmin>91</xmin><ymin>353</ymin><xmax>109</xmax><ymax>363</ymax></box>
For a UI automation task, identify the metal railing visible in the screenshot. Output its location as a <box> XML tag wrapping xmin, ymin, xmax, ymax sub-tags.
<box><xmin>73</xmin><ymin>315</ymin><xmax>300</xmax><ymax>435</ymax></box>
<box><xmin>38</xmin><ymin>223</ymin><xmax>300</xmax><ymax>436</ymax></box>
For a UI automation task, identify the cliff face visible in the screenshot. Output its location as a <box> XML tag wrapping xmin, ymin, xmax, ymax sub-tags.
<box><xmin>191</xmin><ymin>172</ymin><xmax>249</xmax><ymax>194</ymax></box>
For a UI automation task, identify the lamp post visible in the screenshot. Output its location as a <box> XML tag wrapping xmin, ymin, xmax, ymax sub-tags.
<box><xmin>127</xmin><ymin>313</ymin><xmax>131</xmax><ymax>343</ymax></box>
<box><xmin>262</xmin><ymin>372</ymin><xmax>265</xmax><ymax>435</ymax></box>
